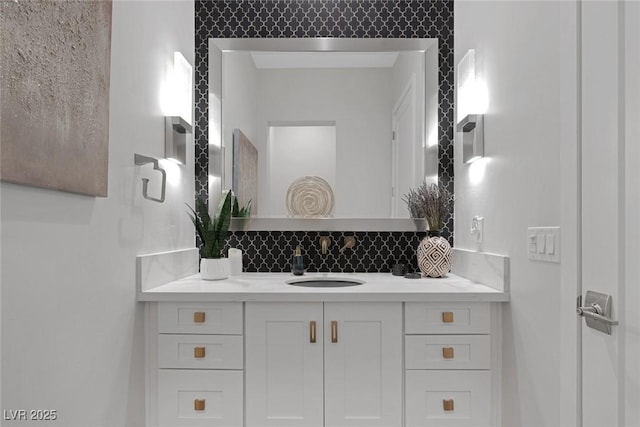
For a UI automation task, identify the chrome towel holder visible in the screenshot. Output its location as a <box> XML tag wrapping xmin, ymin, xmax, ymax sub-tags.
<box><xmin>134</xmin><ymin>153</ymin><xmax>166</xmax><ymax>203</ymax></box>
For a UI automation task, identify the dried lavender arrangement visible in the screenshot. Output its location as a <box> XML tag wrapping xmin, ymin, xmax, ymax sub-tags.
<box><xmin>403</xmin><ymin>182</ymin><xmax>454</xmax><ymax>277</ymax></box>
<box><xmin>402</xmin><ymin>183</ymin><xmax>453</xmax><ymax>232</ymax></box>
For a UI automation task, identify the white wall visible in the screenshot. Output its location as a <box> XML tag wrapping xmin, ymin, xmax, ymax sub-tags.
<box><xmin>455</xmin><ymin>1</ymin><xmax>573</xmax><ymax>426</ymax></box>
<box><xmin>0</xmin><ymin>1</ymin><xmax>194</xmax><ymax>426</ymax></box>
<box><xmin>268</xmin><ymin>125</ymin><xmax>336</xmax><ymax>216</ymax></box>
<box><xmin>255</xmin><ymin>68</ymin><xmax>392</xmax><ymax>218</ymax></box>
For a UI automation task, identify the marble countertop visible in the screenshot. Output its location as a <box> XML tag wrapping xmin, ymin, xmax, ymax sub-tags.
<box><xmin>138</xmin><ymin>272</ymin><xmax>509</xmax><ymax>303</ymax></box>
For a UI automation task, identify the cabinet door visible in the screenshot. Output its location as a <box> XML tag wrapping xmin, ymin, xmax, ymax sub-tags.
<box><xmin>405</xmin><ymin>302</ymin><xmax>490</xmax><ymax>335</ymax></box>
<box><xmin>324</xmin><ymin>302</ymin><xmax>403</xmax><ymax>427</ymax></box>
<box><xmin>405</xmin><ymin>370</ymin><xmax>491</xmax><ymax>427</ymax></box>
<box><xmin>158</xmin><ymin>302</ymin><xmax>243</xmax><ymax>334</ymax></box>
<box><xmin>158</xmin><ymin>334</ymin><xmax>243</xmax><ymax>369</ymax></box>
<box><xmin>158</xmin><ymin>370</ymin><xmax>243</xmax><ymax>427</ymax></box>
<box><xmin>405</xmin><ymin>335</ymin><xmax>491</xmax><ymax>370</ymax></box>
<box><xmin>245</xmin><ymin>302</ymin><xmax>324</xmax><ymax>427</ymax></box>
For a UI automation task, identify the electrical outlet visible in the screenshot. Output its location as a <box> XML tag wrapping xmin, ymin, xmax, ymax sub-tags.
<box><xmin>471</xmin><ymin>216</ymin><xmax>484</xmax><ymax>243</ymax></box>
<box><xmin>527</xmin><ymin>226</ymin><xmax>560</xmax><ymax>263</ymax></box>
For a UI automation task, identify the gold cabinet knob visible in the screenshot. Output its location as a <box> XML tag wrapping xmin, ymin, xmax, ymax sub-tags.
<box><xmin>442</xmin><ymin>347</ymin><xmax>454</xmax><ymax>359</ymax></box>
<box><xmin>441</xmin><ymin>311</ymin><xmax>454</xmax><ymax>323</ymax></box>
<box><xmin>443</xmin><ymin>399</ymin><xmax>454</xmax><ymax>411</ymax></box>
<box><xmin>194</xmin><ymin>347</ymin><xmax>206</xmax><ymax>358</ymax></box>
<box><xmin>193</xmin><ymin>312</ymin><xmax>206</xmax><ymax>323</ymax></box>
<box><xmin>194</xmin><ymin>399</ymin><xmax>205</xmax><ymax>411</ymax></box>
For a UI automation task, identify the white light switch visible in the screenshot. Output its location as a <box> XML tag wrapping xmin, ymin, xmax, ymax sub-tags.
<box><xmin>529</xmin><ymin>234</ymin><xmax>537</xmax><ymax>252</ymax></box>
<box><xmin>527</xmin><ymin>227</ymin><xmax>560</xmax><ymax>263</ymax></box>
<box><xmin>536</xmin><ymin>235</ymin><xmax>546</xmax><ymax>253</ymax></box>
<box><xmin>545</xmin><ymin>234</ymin><xmax>555</xmax><ymax>255</ymax></box>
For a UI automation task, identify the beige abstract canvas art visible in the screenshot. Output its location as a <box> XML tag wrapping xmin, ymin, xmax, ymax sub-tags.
<box><xmin>0</xmin><ymin>0</ymin><xmax>112</xmax><ymax>196</ymax></box>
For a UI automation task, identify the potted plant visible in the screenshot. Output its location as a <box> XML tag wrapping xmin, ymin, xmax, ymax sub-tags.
<box><xmin>187</xmin><ymin>191</ymin><xmax>233</xmax><ymax>280</ymax></box>
<box><xmin>403</xmin><ymin>183</ymin><xmax>454</xmax><ymax>278</ymax></box>
<box><xmin>232</xmin><ymin>197</ymin><xmax>252</xmax><ymax>218</ymax></box>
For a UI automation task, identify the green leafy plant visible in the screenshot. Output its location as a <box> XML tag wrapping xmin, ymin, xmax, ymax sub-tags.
<box><xmin>402</xmin><ymin>182</ymin><xmax>453</xmax><ymax>232</ymax></box>
<box><xmin>186</xmin><ymin>191</ymin><xmax>233</xmax><ymax>258</ymax></box>
<box><xmin>232</xmin><ymin>197</ymin><xmax>252</xmax><ymax>218</ymax></box>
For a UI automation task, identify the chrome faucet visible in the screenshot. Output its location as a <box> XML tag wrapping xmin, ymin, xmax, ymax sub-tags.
<box><xmin>319</xmin><ymin>236</ymin><xmax>331</xmax><ymax>255</ymax></box>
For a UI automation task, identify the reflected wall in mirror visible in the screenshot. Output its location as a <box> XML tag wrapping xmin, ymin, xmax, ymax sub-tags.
<box><xmin>210</xmin><ymin>39</ymin><xmax>439</xmax><ymax>219</ymax></box>
<box><xmin>195</xmin><ymin>0</ymin><xmax>454</xmax><ymax>236</ymax></box>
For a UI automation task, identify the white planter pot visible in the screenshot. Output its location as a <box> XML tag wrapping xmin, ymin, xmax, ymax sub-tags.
<box><xmin>200</xmin><ymin>258</ymin><xmax>230</xmax><ymax>280</ymax></box>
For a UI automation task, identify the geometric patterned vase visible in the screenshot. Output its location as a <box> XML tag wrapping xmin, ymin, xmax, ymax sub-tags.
<box><xmin>416</xmin><ymin>231</ymin><xmax>452</xmax><ymax>278</ymax></box>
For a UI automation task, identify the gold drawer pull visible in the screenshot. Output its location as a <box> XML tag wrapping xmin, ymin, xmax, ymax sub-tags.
<box><xmin>443</xmin><ymin>399</ymin><xmax>454</xmax><ymax>411</ymax></box>
<box><xmin>194</xmin><ymin>399</ymin><xmax>206</xmax><ymax>411</ymax></box>
<box><xmin>442</xmin><ymin>347</ymin><xmax>454</xmax><ymax>359</ymax></box>
<box><xmin>442</xmin><ymin>311</ymin><xmax>454</xmax><ymax>323</ymax></box>
<box><xmin>193</xmin><ymin>312</ymin><xmax>206</xmax><ymax>323</ymax></box>
<box><xmin>194</xmin><ymin>347</ymin><xmax>206</xmax><ymax>358</ymax></box>
<box><xmin>331</xmin><ymin>320</ymin><xmax>338</xmax><ymax>343</ymax></box>
<box><xmin>310</xmin><ymin>321</ymin><xmax>317</xmax><ymax>343</ymax></box>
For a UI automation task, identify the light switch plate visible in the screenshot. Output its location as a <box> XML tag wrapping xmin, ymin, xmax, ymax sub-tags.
<box><xmin>527</xmin><ymin>226</ymin><xmax>560</xmax><ymax>263</ymax></box>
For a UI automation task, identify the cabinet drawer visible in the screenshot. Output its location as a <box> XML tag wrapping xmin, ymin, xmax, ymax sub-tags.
<box><xmin>158</xmin><ymin>370</ymin><xmax>243</xmax><ymax>427</ymax></box>
<box><xmin>405</xmin><ymin>370</ymin><xmax>491</xmax><ymax>427</ymax></box>
<box><xmin>405</xmin><ymin>335</ymin><xmax>490</xmax><ymax>370</ymax></box>
<box><xmin>405</xmin><ymin>302</ymin><xmax>490</xmax><ymax>334</ymax></box>
<box><xmin>158</xmin><ymin>335</ymin><xmax>243</xmax><ymax>369</ymax></box>
<box><xmin>158</xmin><ymin>302</ymin><xmax>242</xmax><ymax>334</ymax></box>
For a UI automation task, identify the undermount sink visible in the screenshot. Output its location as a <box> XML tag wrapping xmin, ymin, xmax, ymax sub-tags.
<box><xmin>285</xmin><ymin>277</ymin><xmax>365</xmax><ymax>288</ymax></box>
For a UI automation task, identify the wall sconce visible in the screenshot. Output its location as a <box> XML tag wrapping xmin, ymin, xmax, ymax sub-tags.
<box><xmin>165</xmin><ymin>52</ymin><xmax>193</xmax><ymax>164</ymax></box>
<box><xmin>456</xmin><ymin>49</ymin><xmax>485</xmax><ymax>164</ymax></box>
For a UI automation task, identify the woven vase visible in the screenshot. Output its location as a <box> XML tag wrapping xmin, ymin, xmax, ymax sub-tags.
<box><xmin>416</xmin><ymin>230</ymin><xmax>452</xmax><ymax>278</ymax></box>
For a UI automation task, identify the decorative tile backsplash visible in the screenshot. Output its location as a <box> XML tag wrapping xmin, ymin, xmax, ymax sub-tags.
<box><xmin>223</xmin><ymin>231</ymin><xmax>426</xmax><ymax>273</ymax></box>
<box><xmin>195</xmin><ymin>1</ymin><xmax>454</xmax><ymax>261</ymax></box>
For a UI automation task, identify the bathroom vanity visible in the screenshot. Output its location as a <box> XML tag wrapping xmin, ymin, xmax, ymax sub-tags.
<box><xmin>139</xmin><ymin>257</ymin><xmax>508</xmax><ymax>427</ymax></box>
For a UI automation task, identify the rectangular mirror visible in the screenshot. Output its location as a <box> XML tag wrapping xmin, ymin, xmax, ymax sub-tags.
<box><xmin>209</xmin><ymin>38</ymin><xmax>438</xmax><ymax>230</ymax></box>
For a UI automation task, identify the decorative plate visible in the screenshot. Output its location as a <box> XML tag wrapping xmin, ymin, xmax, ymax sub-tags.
<box><xmin>286</xmin><ymin>176</ymin><xmax>334</xmax><ymax>218</ymax></box>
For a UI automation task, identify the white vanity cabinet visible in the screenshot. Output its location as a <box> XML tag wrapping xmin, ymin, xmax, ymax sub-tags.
<box><xmin>153</xmin><ymin>302</ymin><xmax>244</xmax><ymax>427</ymax></box>
<box><xmin>404</xmin><ymin>302</ymin><xmax>495</xmax><ymax>427</ymax></box>
<box><xmin>245</xmin><ymin>302</ymin><xmax>403</xmax><ymax>427</ymax></box>
<box><xmin>141</xmin><ymin>270</ymin><xmax>507</xmax><ymax>427</ymax></box>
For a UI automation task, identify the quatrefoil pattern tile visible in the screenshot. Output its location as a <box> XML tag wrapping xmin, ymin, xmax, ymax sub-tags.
<box><xmin>194</xmin><ymin>0</ymin><xmax>454</xmax><ymax>262</ymax></box>
<box><xmin>223</xmin><ymin>231</ymin><xmax>427</xmax><ymax>273</ymax></box>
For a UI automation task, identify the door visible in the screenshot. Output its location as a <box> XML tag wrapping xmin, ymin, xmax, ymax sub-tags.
<box><xmin>580</xmin><ymin>1</ymin><xmax>640</xmax><ymax>426</ymax></box>
<box><xmin>323</xmin><ymin>303</ymin><xmax>402</xmax><ymax>427</ymax></box>
<box><xmin>245</xmin><ymin>302</ymin><xmax>324</xmax><ymax>427</ymax></box>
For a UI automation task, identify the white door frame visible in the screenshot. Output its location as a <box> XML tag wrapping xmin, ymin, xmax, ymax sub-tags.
<box><xmin>560</xmin><ymin>1</ymin><xmax>640</xmax><ymax>426</ymax></box>
<box><xmin>622</xmin><ymin>2</ymin><xmax>640</xmax><ymax>423</ymax></box>
<box><xmin>559</xmin><ymin>0</ymin><xmax>581</xmax><ymax>425</ymax></box>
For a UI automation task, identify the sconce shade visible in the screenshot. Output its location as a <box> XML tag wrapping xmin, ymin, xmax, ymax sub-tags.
<box><xmin>457</xmin><ymin>114</ymin><xmax>484</xmax><ymax>164</ymax></box>
<box><xmin>164</xmin><ymin>51</ymin><xmax>193</xmax><ymax>164</ymax></box>
<box><xmin>171</xmin><ymin>52</ymin><xmax>193</xmax><ymax>125</ymax></box>
<box><xmin>457</xmin><ymin>49</ymin><xmax>485</xmax><ymax>163</ymax></box>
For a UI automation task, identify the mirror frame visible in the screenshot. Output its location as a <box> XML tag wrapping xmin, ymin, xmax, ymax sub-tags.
<box><xmin>194</xmin><ymin>0</ymin><xmax>454</xmax><ymax>237</ymax></box>
<box><xmin>209</xmin><ymin>38</ymin><xmax>438</xmax><ymax>231</ymax></box>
